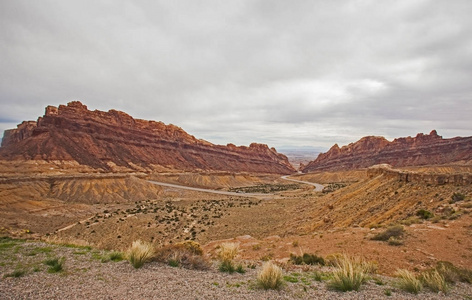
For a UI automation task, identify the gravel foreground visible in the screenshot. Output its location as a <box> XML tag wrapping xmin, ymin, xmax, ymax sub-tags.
<box><xmin>1</xmin><ymin>241</ymin><xmax>471</xmax><ymax>300</ymax></box>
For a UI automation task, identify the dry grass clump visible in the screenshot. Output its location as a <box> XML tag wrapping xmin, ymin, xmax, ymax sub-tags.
<box><xmin>435</xmin><ymin>261</ymin><xmax>472</xmax><ymax>284</ymax></box>
<box><xmin>155</xmin><ymin>241</ymin><xmax>209</xmax><ymax>270</ymax></box>
<box><xmin>257</xmin><ymin>261</ymin><xmax>283</xmax><ymax>290</ymax></box>
<box><xmin>421</xmin><ymin>269</ymin><xmax>449</xmax><ymax>293</ymax></box>
<box><xmin>218</xmin><ymin>242</ymin><xmax>239</xmax><ymax>261</ymax></box>
<box><xmin>126</xmin><ymin>240</ymin><xmax>154</xmax><ymax>269</ymax></box>
<box><xmin>327</xmin><ymin>254</ymin><xmax>374</xmax><ymax>292</ymax></box>
<box><xmin>395</xmin><ymin>269</ymin><xmax>423</xmax><ymax>294</ymax></box>
<box><xmin>217</xmin><ymin>242</ymin><xmax>239</xmax><ymax>273</ymax></box>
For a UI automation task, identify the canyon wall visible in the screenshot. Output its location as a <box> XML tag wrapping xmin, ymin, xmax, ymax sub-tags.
<box><xmin>302</xmin><ymin>130</ymin><xmax>472</xmax><ymax>172</ymax></box>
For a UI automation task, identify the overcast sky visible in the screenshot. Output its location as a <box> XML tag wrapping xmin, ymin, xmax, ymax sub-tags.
<box><xmin>1</xmin><ymin>1</ymin><xmax>471</xmax><ymax>151</ymax></box>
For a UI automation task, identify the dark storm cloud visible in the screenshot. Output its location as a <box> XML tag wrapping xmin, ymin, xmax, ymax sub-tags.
<box><xmin>1</xmin><ymin>0</ymin><xmax>471</xmax><ymax>149</ymax></box>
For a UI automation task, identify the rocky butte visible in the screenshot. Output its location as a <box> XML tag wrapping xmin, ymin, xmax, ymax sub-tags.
<box><xmin>0</xmin><ymin>101</ymin><xmax>295</xmax><ymax>174</ymax></box>
<box><xmin>302</xmin><ymin>130</ymin><xmax>472</xmax><ymax>172</ymax></box>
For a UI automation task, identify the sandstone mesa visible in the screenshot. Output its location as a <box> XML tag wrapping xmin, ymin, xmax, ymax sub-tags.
<box><xmin>0</xmin><ymin>101</ymin><xmax>295</xmax><ymax>174</ymax></box>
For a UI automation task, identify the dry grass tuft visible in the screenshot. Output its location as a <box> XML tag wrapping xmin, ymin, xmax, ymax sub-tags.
<box><xmin>217</xmin><ymin>242</ymin><xmax>239</xmax><ymax>273</ymax></box>
<box><xmin>422</xmin><ymin>269</ymin><xmax>449</xmax><ymax>293</ymax></box>
<box><xmin>257</xmin><ymin>261</ymin><xmax>284</xmax><ymax>290</ymax></box>
<box><xmin>126</xmin><ymin>240</ymin><xmax>154</xmax><ymax>269</ymax></box>
<box><xmin>395</xmin><ymin>269</ymin><xmax>423</xmax><ymax>294</ymax></box>
<box><xmin>327</xmin><ymin>254</ymin><xmax>373</xmax><ymax>292</ymax></box>
<box><xmin>217</xmin><ymin>242</ymin><xmax>239</xmax><ymax>262</ymax></box>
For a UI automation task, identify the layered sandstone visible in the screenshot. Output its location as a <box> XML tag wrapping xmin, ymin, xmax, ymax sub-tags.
<box><xmin>0</xmin><ymin>101</ymin><xmax>295</xmax><ymax>174</ymax></box>
<box><xmin>302</xmin><ymin>130</ymin><xmax>472</xmax><ymax>172</ymax></box>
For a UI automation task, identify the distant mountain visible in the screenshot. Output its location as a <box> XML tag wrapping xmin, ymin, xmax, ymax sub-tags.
<box><xmin>302</xmin><ymin>130</ymin><xmax>472</xmax><ymax>172</ymax></box>
<box><xmin>0</xmin><ymin>101</ymin><xmax>295</xmax><ymax>174</ymax></box>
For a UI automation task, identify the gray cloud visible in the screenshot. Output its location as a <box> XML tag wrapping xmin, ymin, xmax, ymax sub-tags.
<box><xmin>1</xmin><ymin>0</ymin><xmax>471</xmax><ymax>150</ymax></box>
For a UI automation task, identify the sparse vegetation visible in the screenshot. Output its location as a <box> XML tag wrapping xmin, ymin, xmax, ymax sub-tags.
<box><xmin>394</xmin><ymin>269</ymin><xmax>423</xmax><ymax>294</ymax></box>
<box><xmin>229</xmin><ymin>184</ymin><xmax>300</xmax><ymax>194</ymax></box>
<box><xmin>4</xmin><ymin>269</ymin><xmax>26</xmax><ymax>278</ymax></box>
<box><xmin>126</xmin><ymin>240</ymin><xmax>154</xmax><ymax>269</ymax></box>
<box><xmin>371</xmin><ymin>225</ymin><xmax>404</xmax><ymax>241</ymax></box>
<box><xmin>257</xmin><ymin>261</ymin><xmax>284</xmax><ymax>290</ymax></box>
<box><xmin>451</xmin><ymin>192</ymin><xmax>466</xmax><ymax>203</ymax></box>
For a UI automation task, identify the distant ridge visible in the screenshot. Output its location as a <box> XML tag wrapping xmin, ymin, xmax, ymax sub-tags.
<box><xmin>0</xmin><ymin>101</ymin><xmax>295</xmax><ymax>174</ymax></box>
<box><xmin>302</xmin><ymin>130</ymin><xmax>472</xmax><ymax>172</ymax></box>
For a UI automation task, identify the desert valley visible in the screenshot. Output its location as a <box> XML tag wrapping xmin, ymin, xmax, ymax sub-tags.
<box><xmin>0</xmin><ymin>101</ymin><xmax>471</xmax><ymax>299</ymax></box>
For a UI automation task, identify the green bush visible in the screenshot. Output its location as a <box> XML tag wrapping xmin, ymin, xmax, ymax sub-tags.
<box><xmin>416</xmin><ymin>209</ymin><xmax>434</xmax><ymax>220</ymax></box>
<box><xmin>44</xmin><ymin>257</ymin><xmax>65</xmax><ymax>273</ymax></box>
<box><xmin>290</xmin><ymin>253</ymin><xmax>325</xmax><ymax>265</ymax></box>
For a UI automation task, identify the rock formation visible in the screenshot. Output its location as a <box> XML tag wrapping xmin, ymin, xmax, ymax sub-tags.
<box><xmin>0</xmin><ymin>101</ymin><xmax>295</xmax><ymax>174</ymax></box>
<box><xmin>302</xmin><ymin>130</ymin><xmax>472</xmax><ymax>172</ymax></box>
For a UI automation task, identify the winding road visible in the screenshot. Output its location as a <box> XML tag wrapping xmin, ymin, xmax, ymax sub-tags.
<box><xmin>148</xmin><ymin>175</ymin><xmax>324</xmax><ymax>196</ymax></box>
<box><xmin>280</xmin><ymin>175</ymin><xmax>325</xmax><ymax>192</ymax></box>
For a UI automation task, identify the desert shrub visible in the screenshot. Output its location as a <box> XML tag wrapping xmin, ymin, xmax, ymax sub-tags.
<box><xmin>416</xmin><ymin>209</ymin><xmax>434</xmax><ymax>220</ymax></box>
<box><xmin>44</xmin><ymin>257</ymin><xmax>65</xmax><ymax>273</ymax></box>
<box><xmin>421</xmin><ymin>269</ymin><xmax>449</xmax><ymax>293</ymax></box>
<box><xmin>435</xmin><ymin>261</ymin><xmax>472</xmax><ymax>284</ymax></box>
<box><xmin>371</xmin><ymin>225</ymin><xmax>404</xmax><ymax>241</ymax></box>
<box><xmin>257</xmin><ymin>261</ymin><xmax>283</xmax><ymax>290</ymax></box>
<box><xmin>126</xmin><ymin>240</ymin><xmax>154</xmax><ymax>269</ymax></box>
<box><xmin>290</xmin><ymin>253</ymin><xmax>325</xmax><ymax>265</ymax></box>
<box><xmin>394</xmin><ymin>269</ymin><xmax>423</xmax><ymax>294</ymax></box>
<box><xmin>155</xmin><ymin>241</ymin><xmax>209</xmax><ymax>270</ymax></box>
<box><xmin>217</xmin><ymin>242</ymin><xmax>239</xmax><ymax>273</ymax></box>
<box><xmin>327</xmin><ymin>254</ymin><xmax>372</xmax><ymax>292</ymax></box>
<box><xmin>451</xmin><ymin>192</ymin><xmax>466</xmax><ymax>203</ymax></box>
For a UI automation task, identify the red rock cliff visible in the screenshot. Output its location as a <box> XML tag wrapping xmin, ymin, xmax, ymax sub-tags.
<box><xmin>0</xmin><ymin>101</ymin><xmax>295</xmax><ymax>174</ymax></box>
<box><xmin>302</xmin><ymin>130</ymin><xmax>472</xmax><ymax>172</ymax></box>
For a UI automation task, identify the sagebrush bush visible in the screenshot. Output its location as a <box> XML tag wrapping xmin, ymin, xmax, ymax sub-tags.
<box><xmin>421</xmin><ymin>269</ymin><xmax>449</xmax><ymax>293</ymax></box>
<box><xmin>327</xmin><ymin>254</ymin><xmax>372</xmax><ymax>292</ymax></box>
<box><xmin>395</xmin><ymin>269</ymin><xmax>423</xmax><ymax>294</ymax></box>
<box><xmin>126</xmin><ymin>240</ymin><xmax>154</xmax><ymax>269</ymax></box>
<box><xmin>155</xmin><ymin>241</ymin><xmax>209</xmax><ymax>270</ymax></box>
<box><xmin>257</xmin><ymin>261</ymin><xmax>283</xmax><ymax>290</ymax></box>
<box><xmin>371</xmin><ymin>225</ymin><xmax>404</xmax><ymax>241</ymax></box>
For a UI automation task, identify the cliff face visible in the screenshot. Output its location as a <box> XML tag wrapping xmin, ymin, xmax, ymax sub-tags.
<box><xmin>302</xmin><ymin>130</ymin><xmax>472</xmax><ymax>172</ymax></box>
<box><xmin>0</xmin><ymin>101</ymin><xmax>295</xmax><ymax>174</ymax></box>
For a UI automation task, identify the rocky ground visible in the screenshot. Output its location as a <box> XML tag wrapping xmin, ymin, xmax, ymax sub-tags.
<box><xmin>1</xmin><ymin>239</ymin><xmax>471</xmax><ymax>299</ymax></box>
